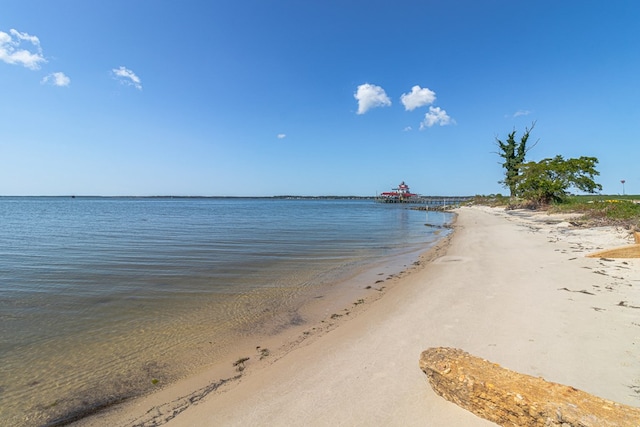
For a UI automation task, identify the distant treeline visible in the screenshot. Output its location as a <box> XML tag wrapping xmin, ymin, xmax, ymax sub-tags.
<box><xmin>54</xmin><ymin>195</ymin><xmax>378</xmax><ymax>200</ymax></box>
<box><xmin>272</xmin><ymin>195</ymin><xmax>375</xmax><ymax>200</ymax></box>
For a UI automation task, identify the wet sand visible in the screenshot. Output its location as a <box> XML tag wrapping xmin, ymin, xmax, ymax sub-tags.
<box><xmin>75</xmin><ymin>206</ymin><xmax>640</xmax><ymax>426</ymax></box>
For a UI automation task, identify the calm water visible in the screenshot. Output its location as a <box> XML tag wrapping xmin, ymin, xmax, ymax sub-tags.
<box><xmin>0</xmin><ymin>197</ymin><xmax>452</xmax><ymax>426</ymax></box>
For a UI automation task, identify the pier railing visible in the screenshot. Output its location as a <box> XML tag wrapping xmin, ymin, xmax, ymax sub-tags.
<box><xmin>374</xmin><ymin>195</ymin><xmax>472</xmax><ymax>207</ymax></box>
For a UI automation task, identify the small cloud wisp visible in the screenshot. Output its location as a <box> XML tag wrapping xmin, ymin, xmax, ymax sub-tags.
<box><xmin>41</xmin><ymin>72</ymin><xmax>70</xmax><ymax>87</ymax></box>
<box><xmin>112</xmin><ymin>66</ymin><xmax>142</xmax><ymax>90</ymax></box>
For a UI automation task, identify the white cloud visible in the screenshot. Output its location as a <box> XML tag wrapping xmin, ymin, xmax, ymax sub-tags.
<box><xmin>513</xmin><ymin>110</ymin><xmax>531</xmax><ymax>117</ymax></box>
<box><xmin>420</xmin><ymin>106</ymin><xmax>455</xmax><ymax>129</ymax></box>
<box><xmin>41</xmin><ymin>72</ymin><xmax>70</xmax><ymax>87</ymax></box>
<box><xmin>403</xmin><ymin>126</ymin><xmax>412</xmax><ymax>132</ymax></box>
<box><xmin>11</xmin><ymin>29</ymin><xmax>40</xmax><ymax>45</ymax></box>
<box><xmin>400</xmin><ymin>85</ymin><xmax>436</xmax><ymax>111</ymax></box>
<box><xmin>277</xmin><ymin>133</ymin><xmax>286</xmax><ymax>139</ymax></box>
<box><xmin>0</xmin><ymin>28</ymin><xmax>47</xmax><ymax>70</ymax></box>
<box><xmin>354</xmin><ymin>83</ymin><xmax>391</xmax><ymax>114</ymax></box>
<box><xmin>112</xmin><ymin>66</ymin><xmax>142</xmax><ymax>90</ymax></box>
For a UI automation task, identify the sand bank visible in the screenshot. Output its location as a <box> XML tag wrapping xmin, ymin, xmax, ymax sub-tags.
<box><xmin>76</xmin><ymin>206</ymin><xmax>640</xmax><ymax>426</ymax></box>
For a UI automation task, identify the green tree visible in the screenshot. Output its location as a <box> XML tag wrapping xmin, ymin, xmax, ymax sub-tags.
<box><xmin>496</xmin><ymin>122</ymin><xmax>537</xmax><ymax>197</ymax></box>
<box><xmin>515</xmin><ymin>155</ymin><xmax>602</xmax><ymax>205</ymax></box>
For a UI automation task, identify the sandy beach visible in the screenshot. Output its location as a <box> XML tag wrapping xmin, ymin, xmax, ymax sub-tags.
<box><xmin>77</xmin><ymin>205</ymin><xmax>640</xmax><ymax>426</ymax></box>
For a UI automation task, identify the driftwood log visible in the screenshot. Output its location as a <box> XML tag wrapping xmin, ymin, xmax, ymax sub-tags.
<box><xmin>587</xmin><ymin>231</ymin><xmax>640</xmax><ymax>258</ymax></box>
<box><xmin>420</xmin><ymin>347</ymin><xmax>640</xmax><ymax>426</ymax></box>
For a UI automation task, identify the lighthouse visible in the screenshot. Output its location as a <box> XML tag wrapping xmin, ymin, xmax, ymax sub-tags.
<box><xmin>377</xmin><ymin>181</ymin><xmax>418</xmax><ymax>202</ymax></box>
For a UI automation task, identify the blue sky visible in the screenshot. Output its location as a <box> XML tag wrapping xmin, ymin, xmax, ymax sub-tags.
<box><xmin>1</xmin><ymin>1</ymin><xmax>639</xmax><ymax>196</ymax></box>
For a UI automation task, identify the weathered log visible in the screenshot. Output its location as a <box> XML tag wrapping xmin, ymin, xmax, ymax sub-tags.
<box><xmin>587</xmin><ymin>231</ymin><xmax>640</xmax><ymax>258</ymax></box>
<box><xmin>419</xmin><ymin>347</ymin><xmax>640</xmax><ymax>426</ymax></box>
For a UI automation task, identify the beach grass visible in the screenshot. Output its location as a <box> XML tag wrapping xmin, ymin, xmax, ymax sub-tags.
<box><xmin>549</xmin><ymin>195</ymin><xmax>640</xmax><ymax>230</ymax></box>
<box><xmin>470</xmin><ymin>194</ymin><xmax>640</xmax><ymax>230</ymax></box>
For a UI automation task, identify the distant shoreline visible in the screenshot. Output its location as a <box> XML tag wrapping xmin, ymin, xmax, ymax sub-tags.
<box><xmin>0</xmin><ymin>195</ymin><xmax>479</xmax><ymax>201</ymax></box>
<box><xmin>0</xmin><ymin>195</ymin><xmax>378</xmax><ymax>199</ymax></box>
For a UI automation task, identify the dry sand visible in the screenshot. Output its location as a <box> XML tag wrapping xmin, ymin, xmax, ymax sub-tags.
<box><xmin>77</xmin><ymin>206</ymin><xmax>640</xmax><ymax>426</ymax></box>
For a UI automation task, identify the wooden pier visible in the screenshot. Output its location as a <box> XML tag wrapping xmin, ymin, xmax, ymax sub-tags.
<box><xmin>375</xmin><ymin>182</ymin><xmax>470</xmax><ymax>207</ymax></box>
<box><xmin>375</xmin><ymin>195</ymin><xmax>472</xmax><ymax>207</ymax></box>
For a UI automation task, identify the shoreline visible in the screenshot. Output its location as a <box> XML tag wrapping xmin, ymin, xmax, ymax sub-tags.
<box><xmin>68</xmin><ymin>217</ymin><xmax>454</xmax><ymax>427</ymax></box>
<box><xmin>75</xmin><ymin>206</ymin><xmax>639</xmax><ymax>426</ymax></box>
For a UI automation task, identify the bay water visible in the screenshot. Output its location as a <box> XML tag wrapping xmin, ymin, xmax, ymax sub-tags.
<box><xmin>0</xmin><ymin>197</ymin><xmax>452</xmax><ymax>426</ymax></box>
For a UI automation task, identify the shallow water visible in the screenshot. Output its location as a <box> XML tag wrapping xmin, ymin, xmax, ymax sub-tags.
<box><xmin>0</xmin><ymin>197</ymin><xmax>452</xmax><ymax>426</ymax></box>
